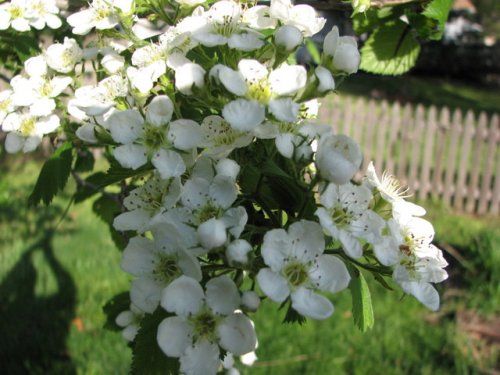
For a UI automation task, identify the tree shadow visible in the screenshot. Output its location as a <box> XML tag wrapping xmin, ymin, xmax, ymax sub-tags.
<box><xmin>0</xmin><ymin>229</ymin><xmax>77</xmax><ymax>374</ymax></box>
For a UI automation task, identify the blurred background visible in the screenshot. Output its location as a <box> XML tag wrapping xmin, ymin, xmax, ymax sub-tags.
<box><xmin>0</xmin><ymin>0</ymin><xmax>499</xmax><ymax>374</ymax></box>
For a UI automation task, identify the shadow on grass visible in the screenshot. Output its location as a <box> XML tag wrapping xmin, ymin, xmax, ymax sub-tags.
<box><xmin>0</xmin><ymin>229</ymin><xmax>77</xmax><ymax>374</ymax></box>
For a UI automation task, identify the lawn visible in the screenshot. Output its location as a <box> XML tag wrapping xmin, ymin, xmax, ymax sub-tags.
<box><xmin>0</xmin><ymin>154</ymin><xmax>498</xmax><ymax>374</ymax></box>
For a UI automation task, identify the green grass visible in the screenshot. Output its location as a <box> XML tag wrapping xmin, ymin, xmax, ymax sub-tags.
<box><xmin>337</xmin><ymin>74</ymin><xmax>500</xmax><ymax>115</ymax></box>
<box><xmin>0</xmin><ymin>157</ymin><xmax>498</xmax><ymax>374</ymax></box>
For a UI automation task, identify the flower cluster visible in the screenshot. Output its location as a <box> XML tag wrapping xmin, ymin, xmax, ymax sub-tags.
<box><xmin>0</xmin><ymin>0</ymin><xmax>448</xmax><ymax>373</ymax></box>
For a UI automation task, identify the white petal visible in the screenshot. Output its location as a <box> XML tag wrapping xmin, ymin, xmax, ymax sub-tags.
<box><xmin>269</xmin><ymin>64</ymin><xmax>307</xmax><ymax>96</ymax></box>
<box><xmin>157</xmin><ymin>316</ymin><xmax>193</xmax><ymax>357</ymax></box>
<box><xmin>121</xmin><ymin>236</ymin><xmax>156</xmax><ymax>276</ymax></box>
<box><xmin>261</xmin><ymin>228</ymin><xmax>290</xmax><ymax>271</ymax></box>
<box><xmin>215</xmin><ymin>159</ymin><xmax>240</xmax><ymax>180</ymax></box>
<box><xmin>222</xmin><ymin>99</ymin><xmax>265</xmax><ymax>131</ymax></box>
<box><xmin>218</xmin><ymin>314</ymin><xmax>257</xmax><ymax>355</ymax></box>
<box><xmin>288</xmin><ymin>220</ymin><xmax>325</xmax><ymax>262</ymax></box>
<box><xmin>275</xmin><ymin>25</ymin><xmax>303</xmax><ymax>50</ymax></box>
<box><xmin>275</xmin><ymin>133</ymin><xmax>294</xmax><ymax>158</ymax></box>
<box><xmin>113</xmin><ymin>209</ymin><xmax>151</xmax><ymax>232</ymax></box>
<box><xmin>209</xmin><ymin>175</ymin><xmax>237</xmax><ymax>209</ymax></box>
<box><xmin>4</xmin><ymin>132</ymin><xmax>24</xmax><ymax>153</ymax></box>
<box><xmin>130</xmin><ymin>277</ymin><xmax>162</xmax><ymax>313</ymax></box>
<box><xmin>177</xmin><ymin>251</ymin><xmax>202</xmax><ymax>282</ymax></box>
<box><xmin>75</xmin><ymin>124</ymin><xmax>97</xmax><ymax>143</ymax></box>
<box><xmin>181</xmin><ymin>177</ymin><xmax>209</xmax><ymax>209</ymax></box>
<box><xmin>269</xmin><ymin>98</ymin><xmax>300</xmax><ymax>123</ymax></box>
<box><xmin>339</xmin><ymin>230</ymin><xmax>363</xmax><ymax>259</ymax></box>
<box><xmin>400</xmin><ymin>281</ymin><xmax>440</xmax><ymax>311</ymax></box>
<box><xmin>228</xmin><ymin>32</ymin><xmax>264</xmax><ymax>51</ymax></box>
<box><xmin>107</xmin><ymin>109</ymin><xmax>144</xmax><ymax>144</ymax></box>
<box><xmin>315</xmin><ymin>66</ymin><xmax>335</xmax><ymax>92</ymax></box>
<box><xmin>114</xmin><ymin>144</ymin><xmax>148</xmax><ymax>170</ymax></box>
<box><xmin>206</xmin><ymin>275</ymin><xmax>241</xmax><ymax>315</ymax></box>
<box><xmin>151</xmin><ymin>149</ymin><xmax>186</xmax><ymax>179</ymax></box>
<box><xmin>197</xmin><ymin>218</ymin><xmax>227</xmax><ymax>249</ymax></box>
<box><xmin>23</xmin><ymin>136</ymin><xmax>42</xmax><ymax>153</ymax></box>
<box><xmin>179</xmin><ymin>340</ymin><xmax>220</xmax><ymax>375</ymax></box>
<box><xmin>309</xmin><ymin>255</ymin><xmax>350</xmax><ymax>293</ymax></box>
<box><xmin>222</xmin><ymin>206</ymin><xmax>248</xmax><ymax>239</ymax></box>
<box><xmin>256</xmin><ymin>268</ymin><xmax>289</xmax><ymax>302</ymax></box>
<box><xmin>146</xmin><ymin>95</ymin><xmax>173</xmax><ymax>126</ymax></box>
<box><xmin>218</xmin><ymin>66</ymin><xmax>247</xmax><ymax>96</ymax></box>
<box><xmin>238</xmin><ymin>59</ymin><xmax>268</xmax><ymax>82</ymax></box>
<box><xmin>161</xmin><ymin>275</ymin><xmax>204</xmax><ymax>317</ymax></box>
<box><xmin>168</xmin><ymin>119</ymin><xmax>202</xmax><ymax>150</ymax></box>
<box><xmin>291</xmin><ymin>287</ymin><xmax>334</xmax><ymax>320</ymax></box>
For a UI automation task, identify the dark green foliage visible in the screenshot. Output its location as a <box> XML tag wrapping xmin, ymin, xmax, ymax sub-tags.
<box><xmin>131</xmin><ymin>308</ymin><xmax>180</xmax><ymax>375</ymax></box>
<box><xmin>28</xmin><ymin>142</ymin><xmax>73</xmax><ymax>206</ymax></box>
<box><xmin>103</xmin><ymin>292</ymin><xmax>131</xmax><ymax>331</ymax></box>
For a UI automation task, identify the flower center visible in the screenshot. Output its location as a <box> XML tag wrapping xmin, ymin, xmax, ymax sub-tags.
<box><xmin>143</xmin><ymin>124</ymin><xmax>166</xmax><ymax>150</ymax></box>
<box><xmin>247</xmin><ymin>79</ymin><xmax>271</xmax><ymax>104</ymax></box>
<box><xmin>213</xmin><ymin>15</ymin><xmax>238</xmax><ymax>37</ymax></box>
<box><xmin>190</xmin><ymin>310</ymin><xmax>219</xmax><ymax>341</ymax></box>
<box><xmin>0</xmin><ymin>97</ymin><xmax>11</xmax><ymax>113</ymax></box>
<box><xmin>9</xmin><ymin>5</ymin><xmax>24</xmax><ymax>19</ymax></box>
<box><xmin>330</xmin><ymin>206</ymin><xmax>353</xmax><ymax>229</ymax></box>
<box><xmin>283</xmin><ymin>261</ymin><xmax>309</xmax><ymax>287</ymax></box>
<box><xmin>380</xmin><ymin>171</ymin><xmax>410</xmax><ymax>199</ymax></box>
<box><xmin>197</xmin><ymin>203</ymin><xmax>222</xmax><ymax>223</ymax></box>
<box><xmin>20</xmin><ymin>117</ymin><xmax>36</xmax><ymax>136</ymax></box>
<box><xmin>153</xmin><ymin>254</ymin><xmax>181</xmax><ymax>284</ymax></box>
<box><xmin>39</xmin><ymin>80</ymin><xmax>54</xmax><ymax>98</ymax></box>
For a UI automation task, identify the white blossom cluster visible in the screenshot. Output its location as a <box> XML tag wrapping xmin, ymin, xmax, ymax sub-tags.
<box><xmin>0</xmin><ymin>0</ymin><xmax>448</xmax><ymax>374</ymax></box>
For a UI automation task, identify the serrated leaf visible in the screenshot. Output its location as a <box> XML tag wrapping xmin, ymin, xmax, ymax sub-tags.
<box><xmin>422</xmin><ymin>0</ymin><xmax>453</xmax><ymax>40</ymax></box>
<box><xmin>282</xmin><ymin>301</ymin><xmax>307</xmax><ymax>325</ymax></box>
<box><xmin>360</xmin><ymin>21</ymin><xmax>421</xmax><ymax>76</ymax></box>
<box><xmin>74</xmin><ymin>148</ymin><xmax>95</xmax><ymax>172</ymax></box>
<box><xmin>350</xmin><ymin>270</ymin><xmax>375</xmax><ymax>332</ymax></box>
<box><xmin>422</xmin><ymin>0</ymin><xmax>452</xmax><ymax>25</ymax></box>
<box><xmin>131</xmin><ymin>308</ymin><xmax>179</xmax><ymax>375</ymax></box>
<box><xmin>103</xmin><ymin>292</ymin><xmax>130</xmax><ymax>331</ymax></box>
<box><xmin>28</xmin><ymin>142</ymin><xmax>73</xmax><ymax>206</ymax></box>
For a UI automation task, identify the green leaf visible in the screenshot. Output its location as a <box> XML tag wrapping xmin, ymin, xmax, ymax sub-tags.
<box><xmin>422</xmin><ymin>0</ymin><xmax>453</xmax><ymax>40</ymax></box>
<box><xmin>360</xmin><ymin>21</ymin><xmax>421</xmax><ymax>76</ymax></box>
<box><xmin>131</xmin><ymin>308</ymin><xmax>179</xmax><ymax>375</ymax></box>
<box><xmin>281</xmin><ymin>301</ymin><xmax>307</xmax><ymax>325</ymax></box>
<box><xmin>305</xmin><ymin>39</ymin><xmax>321</xmax><ymax>65</ymax></box>
<box><xmin>422</xmin><ymin>0</ymin><xmax>453</xmax><ymax>26</ymax></box>
<box><xmin>28</xmin><ymin>142</ymin><xmax>74</xmax><ymax>206</ymax></box>
<box><xmin>103</xmin><ymin>292</ymin><xmax>130</xmax><ymax>331</ymax></box>
<box><xmin>350</xmin><ymin>270</ymin><xmax>375</xmax><ymax>332</ymax></box>
<box><xmin>10</xmin><ymin>34</ymin><xmax>41</xmax><ymax>62</ymax></box>
<box><xmin>92</xmin><ymin>194</ymin><xmax>129</xmax><ymax>250</ymax></box>
<box><xmin>74</xmin><ymin>148</ymin><xmax>95</xmax><ymax>172</ymax></box>
<box><xmin>352</xmin><ymin>7</ymin><xmax>402</xmax><ymax>35</ymax></box>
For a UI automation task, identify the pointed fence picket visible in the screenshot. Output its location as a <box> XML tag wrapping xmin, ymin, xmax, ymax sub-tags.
<box><xmin>319</xmin><ymin>96</ymin><xmax>500</xmax><ymax>216</ymax></box>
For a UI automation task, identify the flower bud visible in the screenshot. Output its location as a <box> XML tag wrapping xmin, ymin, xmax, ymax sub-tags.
<box><xmin>315</xmin><ymin>66</ymin><xmax>335</xmax><ymax>92</ymax></box>
<box><xmin>315</xmin><ymin>133</ymin><xmax>362</xmax><ymax>184</ymax></box>
<box><xmin>323</xmin><ymin>26</ymin><xmax>360</xmax><ymax>74</ymax></box>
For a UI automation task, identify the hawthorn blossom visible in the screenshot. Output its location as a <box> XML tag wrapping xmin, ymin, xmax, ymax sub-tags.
<box><xmin>323</xmin><ymin>26</ymin><xmax>360</xmax><ymax>74</ymax></box>
<box><xmin>157</xmin><ymin>275</ymin><xmax>257</xmax><ymax>375</ymax></box>
<box><xmin>257</xmin><ymin>220</ymin><xmax>351</xmax><ymax>319</ymax></box>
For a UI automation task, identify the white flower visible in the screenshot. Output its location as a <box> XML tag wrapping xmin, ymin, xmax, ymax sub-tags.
<box><xmin>73</xmin><ymin>75</ymin><xmax>128</xmax><ymax>116</ymax></box>
<box><xmin>107</xmin><ymin>96</ymin><xmax>202</xmax><ymax>178</ymax></box>
<box><xmin>121</xmin><ymin>233</ymin><xmax>202</xmax><ymax>313</ymax></box>
<box><xmin>242</xmin><ymin>5</ymin><xmax>276</xmax><ymax>30</ymax></box>
<box><xmin>0</xmin><ymin>90</ymin><xmax>15</xmax><ymax>123</ymax></box>
<box><xmin>241</xmin><ymin>291</ymin><xmax>260</xmax><ymax>312</ymax></box>
<box><xmin>157</xmin><ymin>276</ymin><xmax>257</xmax><ymax>375</ymax></box>
<box><xmin>180</xmin><ymin>169</ymin><xmax>247</xmax><ymax>250</ymax></box>
<box><xmin>315</xmin><ymin>183</ymin><xmax>384</xmax><ymax>259</ymax></box>
<box><xmin>2</xmin><ymin>111</ymin><xmax>59</xmax><ymax>153</ymax></box>
<box><xmin>115</xmin><ymin>304</ymin><xmax>144</xmax><ymax>342</ymax></box>
<box><xmin>269</xmin><ymin>0</ymin><xmax>326</xmax><ymax>37</ymax></box>
<box><xmin>226</xmin><ymin>239</ymin><xmax>252</xmax><ymax>265</ymax></box>
<box><xmin>315</xmin><ymin>133</ymin><xmax>362</xmax><ymax>185</ymax></box>
<box><xmin>45</xmin><ymin>38</ymin><xmax>82</xmax><ymax>74</ymax></box>
<box><xmin>323</xmin><ymin>26</ymin><xmax>360</xmax><ymax>74</ymax></box>
<box><xmin>199</xmin><ymin>115</ymin><xmax>254</xmax><ymax>159</ymax></box>
<box><xmin>256</xmin><ymin>220</ymin><xmax>350</xmax><ymax>319</ymax></box>
<box><xmin>25</xmin><ymin>0</ymin><xmax>62</xmax><ymax>30</ymax></box>
<box><xmin>364</xmin><ymin>161</ymin><xmax>426</xmax><ymax>217</ymax></box>
<box><xmin>67</xmin><ymin>0</ymin><xmax>133</xmax><ymax>35</ymax></box>
<box><xmin>24</xmin><ymin>55</ymin><xmax>48</xmax><ymax>77</ymax></box>
<box><xmin>0</xmin><ymin>0</ymin><xmax>30</xmax><ymax>31</ymax></box>
<box><xmin>113</xmin><ymin>174</ymin><xmax>182</xmax><ymax>232</ymax></box>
